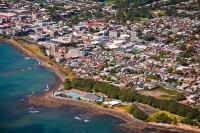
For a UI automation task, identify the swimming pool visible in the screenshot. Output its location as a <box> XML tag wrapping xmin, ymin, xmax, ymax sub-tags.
<box><xmin>64</xmin><ymin>91</ymin><xmax>80</xmax><ymax>99</ymax></box>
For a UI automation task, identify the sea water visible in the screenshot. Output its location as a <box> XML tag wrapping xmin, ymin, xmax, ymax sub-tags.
<box><xmin>0</xmin><ymin>43</ymin><xmax>129</xmax><ymax>133</ymax></box>
<box><xmin>0</xmin><ymin>43</ymin><xmax>181</xmax><ymax>133</ymax></box>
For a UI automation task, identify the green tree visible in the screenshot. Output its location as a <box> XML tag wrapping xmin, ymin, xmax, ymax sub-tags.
<box><xmin>143</xmin><ymin>35</ymin><xmax>155</xmax><ymax>41</ymax></box>
<box><xmin>195</xmin><ymin>115</ymin><xmax>200</xmax><ymax>122</ymax></box>
<box><xmin>69</xmin><ymin>16</ymin><xmax>78</xmax><ymax>25</ymax></box>
<box><xmin>186</xmin><ymin>112</ymin><xmax>196</xmax><ymax>119</ymax></box>
<box><xmin>186</xmin><ymin>109</ymin><xmax>199</xmax><ymax>119</ymax></box>
<box><xmin>133</xmin><ymin>108</ymin><xmax>148</xmax><ymax>120</ymax></box>
<box><xmin>175</xmin><ymin>70</ymin><xmax>183</xmax><ymax>75</ymax></box>
<box><xmin>181</xmin><ymin>118</ymin><xmax>195</xmax><ymax>126</ymax></box>
<box><xmin>49</xmin><ymin>55</ymin><xmax>54</xmax><ymax>59</ymax></box>
<box><xmin>179</xmin><ymin>59</ymin><xmax>188</xmax><ymax>66</ymax></box>
<box><xmin>177</xmin><ymin>106</ymin><xmax>189</xmax><ymax>117</ymax></box>
<box><xmin>129</xmin><ymin>104</ymin><xmax>138</xmax><ymax>113</ymax></box>
<box><xmin>39</xmin><ymin>46</ymin><xmax>47</xmax><ymax>56</ymax></box>
<box><xmin>173</xmin><ymin>117</ymin><xmax>177</xmax><ymax>125</ymax></box>
<box><xmin>155</xmin><ymin>113</ymin><xmax>172</xmax><ymax>124</ymax></box>
<box><xmin>63</xmin><ymin>78</ymin><xmax>71</xmax><ymax>90</ymax></box>
<box><xmin>187</xmin><ymin>46</ymin><xmax>195</xmax><ymax>53</ymax></box>
<box><xmin>110</xmin><ymin>68</ymin><xmax>117</xmax><ymax>74</ymax></box>
<box><xmin>71</xmin><ymin>78</ymin><xmax>81</xmax><ymax>88</ymax></box>
<box><xmin>174</xmin><ymin>94</ymin><xmax>185</xmax><ymax>101</ymax></box>
<box><xmin>167</xmin><ymin>103</ymin><xmax>178</xmax><ymax>114</ymax></box>
<box><xmin>167</xmin><ymin>67</ymin><xmax>173</xmax><ymax>73</ymax></box>
<box><xmin>179</xmin><ymin>44</ymin><xmax>186</xmax><ymax>50</ymax></box>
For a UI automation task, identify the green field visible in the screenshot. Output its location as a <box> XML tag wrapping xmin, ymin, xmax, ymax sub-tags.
<box><xmin>157</xmin><ymin>87</ymin><xmax>183</xmax><ymax>96</ymax></box>
<box><xmin>158</xmin><ymin>95</ymin><xmax>172</xmax><ymax>100</ymax></box>
<box><xmin>140</xmin><ymin>86</ymin><xmax>184</xmax><ymax>100</ymax></box>
<box><xmin>104</xmin><ymin>0</ymin><xmax>115</xmax><ymax>4</ymax></box>
<box><xmin>150</xmin><ymin>10</ymin><xmax>166</xmax><ymax>16</ymax></box>
<box><xmin>118</xmin><ymin>105</ymin><xmax>131</xmax><ymax>112</ymax></box>
<box><xmin>140</xmin><ymin>18</ymin><xmax>148</xmax><ymax>21</ymax></box>
<box><xmin>148</xmin><ymin>110</ymin><xmax>183</xmax><ymax>122</ymax></box>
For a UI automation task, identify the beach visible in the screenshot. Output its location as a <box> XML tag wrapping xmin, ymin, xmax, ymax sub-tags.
<box><xmin>2</xmin><ymin>38</ymin><xmax>200</xmax><ymax>133</ymax></box>
<box><xmin>0</xmin><ymin>38</ymin><xmax>66</xmax><ymax>81</ymax></box>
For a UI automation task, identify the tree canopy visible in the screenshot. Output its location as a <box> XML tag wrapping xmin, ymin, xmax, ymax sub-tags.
<box><xmin>65</xmin><ymin>78</ymin><xmax>200</xmax><ymax>120</ymax></box>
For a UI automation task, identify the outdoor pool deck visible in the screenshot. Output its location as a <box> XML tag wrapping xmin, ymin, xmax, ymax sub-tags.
<box><xmin>63</xmin><ymin>91</ymin><xmax>81</xmax><ymax>99</ymax></box>
<box><xmin>65</xmin><ymin>89</ymin><xmax>88</xmax><ymax>95</ymax></box>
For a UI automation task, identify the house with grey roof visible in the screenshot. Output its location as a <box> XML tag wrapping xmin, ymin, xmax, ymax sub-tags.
<box><xmin>83</xmin><ymin>92</ymin><xmax>103</xmax><ymax>102</ymax></box>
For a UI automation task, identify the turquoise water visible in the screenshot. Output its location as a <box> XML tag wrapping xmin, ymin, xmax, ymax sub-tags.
<box><xmin>64</xmin><ymin>91</ymin><xmax>80</xmax><ymax>99</ymax></box>
<box><xmin>0</xmin><ymin>43</ymin><xmax>129</xmax><ymax>133</ymax></box>
<box><xmin>0</xmin><ymin>43</ymin><xmax>182</xmax><ymax>133</ymax></box>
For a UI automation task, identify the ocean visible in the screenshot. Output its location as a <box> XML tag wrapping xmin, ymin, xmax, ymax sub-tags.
<box><xmin>0</xmin><ymin>43</ymin><xmax>131</xmax><ymax>133</ymax></box>
<box><xmin>0</xmin><ymin>43</ymin><xmax>182</xmax><ymax>133</ymax></box>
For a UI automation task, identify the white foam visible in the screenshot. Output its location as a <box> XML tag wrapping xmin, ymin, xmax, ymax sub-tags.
<box><xmin>74</xmin><ymin>116</ymin><xmax>82</xmax><ymax>120</ymax></box>
<box><xmin>46</xmin><ymin>84</ymin><xmax>49</xmax><ymax>90</ymax></box>
<box><xmin>25</xmin><ymin>57</ymin><xmax>30</xmax><ymax>59</ymax></box>
<box><xmin>29</xmin><ymin>111</ymin><xmax>39</xmax><ymax>114</ymax></box>
<box><xmin>84</xmin><ymin>119</ymin><xmax>89</xmax><ymax>122</ymax></box>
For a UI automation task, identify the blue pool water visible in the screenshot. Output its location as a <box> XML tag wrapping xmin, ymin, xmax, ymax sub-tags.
<box><xmin>64</xmin><ymin>91</ymin><xmax>80</xmax><ymax>99</ymax></box>
<box><xmin>0</xmin><ymin>43</ymin><xmax>181</xmax><ymax>133</ymax></box>
<box><xmin>0</xmin><ymin>43</ymin><xmax>129</xmax><ymax>133</ymax></box>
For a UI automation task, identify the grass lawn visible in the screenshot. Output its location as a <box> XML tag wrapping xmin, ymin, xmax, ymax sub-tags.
<box><xmin>149</xmin><ymin>111</ymin><xmax>200</xmax><ymax>126</ymax></box>
<box><xmin>118</xmin><ymin>105</ymin><xmax>131</xmax><ymax>113</ymax></box>
<box><xmin>148</xmin><ymin>110</ymin><xmax>183</xmax><ymax>122</ymax></box>
<box><xmin>25</xmin><ymin>44</ymin><xmax>47</xmax><ymax>58</ymax></box>
<box><xmin>150</xmin><ymin>10</ymin><xmax>166</xmax><ymax>15</ymax></box>
<box><xmin>158</xmin><ymin>10</ymin><xmax>166</xmax><ymax>15</ymax></box>
<box><xmin>140</xmin><ymin>18</ymin><xmax>148</xmax><ymax>21</ymax></box>
<box><xmin>104</xmin><ymin>0</ymin><xmax>115</xmax><ymax>4</ymax></box>
<box><xmin>13</xmin><ymin>39</ymin><xmax>75</xmax><ymax>79</ymax></box>
<box><xmin>158</xmin><ymin>95</ymin><xmax>171</xmax><ymax>100</ymax></box>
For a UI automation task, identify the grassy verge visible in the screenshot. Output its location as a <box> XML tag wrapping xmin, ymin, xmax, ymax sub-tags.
<box><xmin>148</xmin><ymin>110</ymin><xmax>200</xmax><ymax>127</ymax></box>
<box><xmin>150</xmin><ymin>10</ymin><xmax>166</xmax><ymax>16</ymax></box>
<box><xmin>24</xmin><ymin>44</ymin><xmax>47</xmax><ymax>58</ymax></box>
<box><xmin>117</xmin><ymin>105</ymin><xmax>131</xmax><ymax>113</ymax></box>
<box><xmin>104</xmin><ymin>0</ymin><xmax>115</xmax><ymax>4</ymax></box>
<box><xmin>13</xmin><ymin>39</ymin><xmax>75</xmax><ymax>79</ymax></box>
<box><xmin>158</xmin><ymin>95</ymin><xmax>172</xmax><ymax>100</ymax></box>
<box><xmin>0</xmin><ymin>35</ymin><xmax>4</xmax><ymax>39</ymax></box>
<box><xmin>140</xmin><ymin>18</ymin><xmax>148</xmax><ymax>21</ymax></box>
<box><xmin>148</xmin><ymin>111</ymin><xmax>183</xmax><ymax>122</ymax></box>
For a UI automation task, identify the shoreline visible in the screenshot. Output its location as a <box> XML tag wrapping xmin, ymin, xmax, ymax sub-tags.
<box><xmin>1</xmin><ymin>38</ymin><xmax>200</xmax><ymax>133</ymax></box>
<box><xmin>0</xmin><ymin>38</ymin><xmax>66</xmax><ymax>81</ymax></box>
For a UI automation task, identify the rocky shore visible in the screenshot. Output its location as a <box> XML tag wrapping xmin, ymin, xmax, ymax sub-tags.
<box><xmin>29</xmin><ymin>89</ymin><xmax>200</xmax><ymax>133</ymax></box>
<box><xmin>1</xmin><ymin>38</ymin><xmax>200</xmax><ymax>133</ymax></box>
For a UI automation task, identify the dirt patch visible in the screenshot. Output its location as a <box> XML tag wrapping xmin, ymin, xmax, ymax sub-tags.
<box><xmin>134</xmin><ymin>102</ymin><xmax>159</xmax><ymax>115</ymax></box>
<box><xmin>139</xmin><ymin>90</ymin><xmax>169</xmax><ymax>98</ymax></box>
